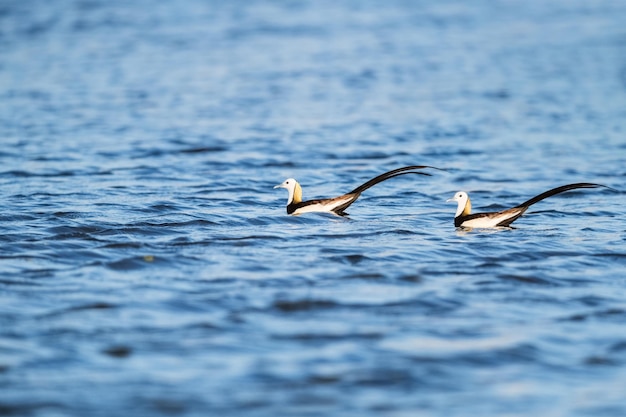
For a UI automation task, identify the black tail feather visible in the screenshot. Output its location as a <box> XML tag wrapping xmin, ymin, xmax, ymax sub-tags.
<box><xmin>348</xmin><ymin>165</ymin><xmax>441</xmax><ymax>195</ymax></box>
<box><xmin>516</xmin><ymin>183</ymin><xmax>607</xmax><ymax>209</ymax></box>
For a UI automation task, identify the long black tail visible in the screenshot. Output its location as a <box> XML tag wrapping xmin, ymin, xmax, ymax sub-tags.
<box><xmin>349</xmin><ymin>165</ymin><xmax>441</xmax><ymax>195</ymax></box>
<box><xmin>516</xmin><ymin>183</ymin><xmax>607</xmax><ymax>208</ymax></box>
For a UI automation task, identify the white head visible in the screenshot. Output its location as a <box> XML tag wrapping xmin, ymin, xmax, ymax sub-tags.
<box><xmin>447</xmin><ymin>191</ymin><xmax>471</xmax><ymax>218</ymax></box>
<box><xmin>274</xmin><ymin>178</ymin><xmax>302</xmax><ymax>205</ymax></box>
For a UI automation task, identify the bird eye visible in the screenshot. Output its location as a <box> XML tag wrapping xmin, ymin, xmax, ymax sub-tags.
<box><xmin>286</xmin><ymin>181</ymin><xmax>290</xmax><ymax>184</ymax></box>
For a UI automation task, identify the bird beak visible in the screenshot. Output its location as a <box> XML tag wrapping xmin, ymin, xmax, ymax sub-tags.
<box><xmin>274</xmin><ymin>184</ymin><xmax>283</xmax><ymax>189</ymax></box>
<box><xmin>446</xmin><ymin>198</ymin><xmax>455</xmax><ymax>203</ymax></box>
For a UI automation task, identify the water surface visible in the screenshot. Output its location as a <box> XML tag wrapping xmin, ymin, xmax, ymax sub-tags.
<box><xmin>1</xmin><ymin>1</ymin><xmax>626</xmax><ymax>416</ymax></box>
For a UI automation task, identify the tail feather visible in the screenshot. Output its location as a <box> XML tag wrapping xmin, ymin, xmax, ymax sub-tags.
<box><xmin>348</xmin><ymin>165</ymin><xmax>440</xmax><ymax>195</ymax></box>
<box><xmin>516</xmin><ymin>183</ymin><xmax>606</xmax><ymax>209</ymax></box>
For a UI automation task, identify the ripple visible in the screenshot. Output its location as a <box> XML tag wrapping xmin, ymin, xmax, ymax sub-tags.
<box><xmin>560</xmin><ymin>308</ymin><xmax>626</xmax><ymax>322</ymax></box>
<box><xmin>327</xmin><ymin>254</ymin><xmax>371</xmax><ymax>265</ymax></box>
<box><xmin>102</xmin><ymin>345</ymin><xmax>133</xmax><ymax>358</ymax></box>
<box><xmin>272</xmin><ymin>299</ymin><xmax>338</xmax><ymax>312</ymax></box>
<box><xmin>497</xmin><ymin>274</ymin><xmax>560</xmax><ymax>286</ymax></box>
<box><xmin>49</xmin><ymin>302</ymin><xmax>117</xmax><ymax>315</ymax></box>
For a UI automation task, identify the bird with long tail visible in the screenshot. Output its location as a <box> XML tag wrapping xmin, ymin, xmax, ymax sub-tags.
<box><xmin>275</xmin><ymin>165</ymin><xmax>441</xmax><ymax>215</ymax></box>
<box><xmin>447</xmin><ymin>183</ymin><xmax>613</xmax><ymax>228</ymax></box>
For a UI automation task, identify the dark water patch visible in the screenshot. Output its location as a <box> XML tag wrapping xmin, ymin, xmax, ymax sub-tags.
<box><xmin>403</xmin><ymin>341</ymin><xmax>543</xmax><ymax>368</ymax></box>
<box><xmin>0</xmin><ymin>277</ymin><xmax>42</xmax><ymax>287</ymax></box>
<box><xmin>227</xmin><ymin>23</ymin><xmax>327</xmax><ymax>40</ymax></box>
<box><xmin>106</xmin><ymin>255</ymin><xmax>160</xmax><ymax>271</ymax></box>
<box><xmin>341</xmin><ymin>272</ymin><xmax>386</xmax><ymax>280</ymax></box>
<box><xmin>560</xmin><ymin>308</ymin><xmax>626</xmax><ymax>322</ymax></box>
<box><xmin>102</xmin><ymin>345</ymin><xmax>133</xmax><ymax>358</ymax></box>
<box><xmin>145</xmin><ymin>202</ymin><xmax>185</xmax><ymax>212</ymax></box>
<box><xmin>261</xmin><ymin>160</ymin><xmax>298</xmax><ymax>168</ymax></box>
<box><xmin>342</xmin><ymin>150</ymin><xmax>395</xmax><ymax>160</ymax></box>
<box><xmin>500</xmin><ymin>250</ymin><xmax>582</xmax><ymax>262</ymax></box>
<box><xmin>130</xmin><ymin>219</ymin><xmax>217</xmax><ymax>229</ymax></box>
<box><xmin>388</xmin><ymin>228</ymin><xmax>421</xmax><ymax>236</ymax></box>
<box><xmin>0</xmin><ymin>402</ymin><xmax>67</xmax><ymax>417</ymax></box>
<box><xmin>211</xmin><ymin>234</ymin><xmax>285</xmax><ymax>245</ymax></box>
<box><xmin>313</xmin><ymin>232</ymin><xmax>380</xmax><ymax>240</ymax></box>
<box><xmin>52</xmin><ymin>211</ymin><xmax>89</xmax><ymax>219</ymax></box>
<box><xmin>0</xmin><ymin>150</ymin><xmax>20</xmax><ymax>158</ymax></box>
<box><xmin>99</xmin><ymin>225</ymin><xmax>182</xmax><ymax>238</ymax></box>
<box><xmin>465</xmin><ymin>343</ymin><xmax>542</xmax><ymax>366</ymax></box>
<box><xmin>397</xmin><ymin>274</ymin><xmax>423</xmax><ymax>283</ymax></box>
<box><xmin>99</xmin><ymin>241</ymin><xmax>145</xmax><ymax>249</ymax></box>
<box><xmin>42</xmin><ymin>302</ymin><xmax>117</xmax><ymax>319</ymax></box>
<box><xmin>328</xmin><ymin>254</ymin><xmax>371</xmax><ymax>265</ymax></box>
<box><xmin>497</xmin><ymin>274</ymin><xmax>560</xmax><ymax>286</ymax></box>
<box><xmin>272</xmin><ymin>299</ymin><xmax>338</xmax><ymax>312</ymax></box>
<box><xmin>482</xmin><ymin>89</ymin><xmax>512</xmax><ymax>101</ymax></box>
<box><xmin>571</xmin><ymin>295</ymin><xmax>617</xmax><ymax>307</ymax></box>
<box><xmin>45</xmin><ymin>225</ymin><xmax>107</xmax><ymax>240</ymax></box>
<box><xmin>583</xmin><ymin>355</ymin><xmax>617</xmax><ymax>366</ymax></box>
<box><xmin>592</xmin><ymin>252</ymin><xmax>626</xmax><ymax>262</ymax></box>
<box><xmin>0</xmin><ymin>169</ymin><xmax>76</xmax><ymax>178</ymax></box>
<box><xmin>273</xmin><ymin>329</ymin><xmax>383</xmax><ymax>342</ymax></box>
<box><xmin>345</xmin><ymin>367</ymin><xmax>418</xmax><ymax>388</ymax></box>
<box><xmin>178</xmin><ymin>146</ymin><xmax>228</xmax><ymax>154</ymax></box>
<box><xmin>170</xmin><ymin>236</ymin><xmax>276</xmax><ymax>248</ymax></box>
<box><xmin>608</xmin><ymin>340</ymin><xmax>626</xmax><ymax>353</ymax></box>
<box><xmin>149</xmin><ymin>398</ymin><xmax>190</xmax><ymax>415</ymax></box>
<box><xmin>169</xmin><ymin>238</ymin><xmax>211</xmax><ymax>247</ymax></box>
<box><xmin>365</xmin><ymin>295</ymin><xmax>464</xmax><ymax>316</ymax></box>
<box><xmin>17</xmin><ymin>267</ymin><xmax>58</xmax><ymax>280</ymax></box>
<box><xmin>476</xmin><ymin>260</ymin><xmax>504</xmax><ymax>269</ymax></box>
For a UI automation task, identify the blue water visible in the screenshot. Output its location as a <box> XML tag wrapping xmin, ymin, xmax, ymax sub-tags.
<box><xmin>1</xmin><ymin>1</ymin><xmax>626</xmax><ymax>416</ymax></box>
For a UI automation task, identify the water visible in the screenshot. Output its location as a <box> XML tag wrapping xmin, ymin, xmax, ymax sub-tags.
<box><xmin>1</xmin><ymin>0</ymin><xmax>626</xmax><ymax>416</ymax></box>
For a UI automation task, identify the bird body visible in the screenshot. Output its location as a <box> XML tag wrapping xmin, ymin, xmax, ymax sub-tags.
<box><xmin>448</xmin><ymin>183</ymin><xmax>608</xmax><ymax>228</ymax></box>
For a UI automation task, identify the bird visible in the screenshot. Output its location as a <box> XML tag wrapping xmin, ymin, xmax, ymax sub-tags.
<box><xmin>274</xmin><ymin>165</ymin><xmax>440</xmax><ymax>215</ymax></box>
<box><xmin>447</xmin><ymin>182</ymin><xmax>610</xmax><ymax>228</ymax></box>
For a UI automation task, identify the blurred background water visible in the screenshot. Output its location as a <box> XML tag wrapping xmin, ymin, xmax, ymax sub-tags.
<box><xmin>1</xmin><ymin>0</ymin><xmax>625</xmax><ymax>416</ymax></box>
